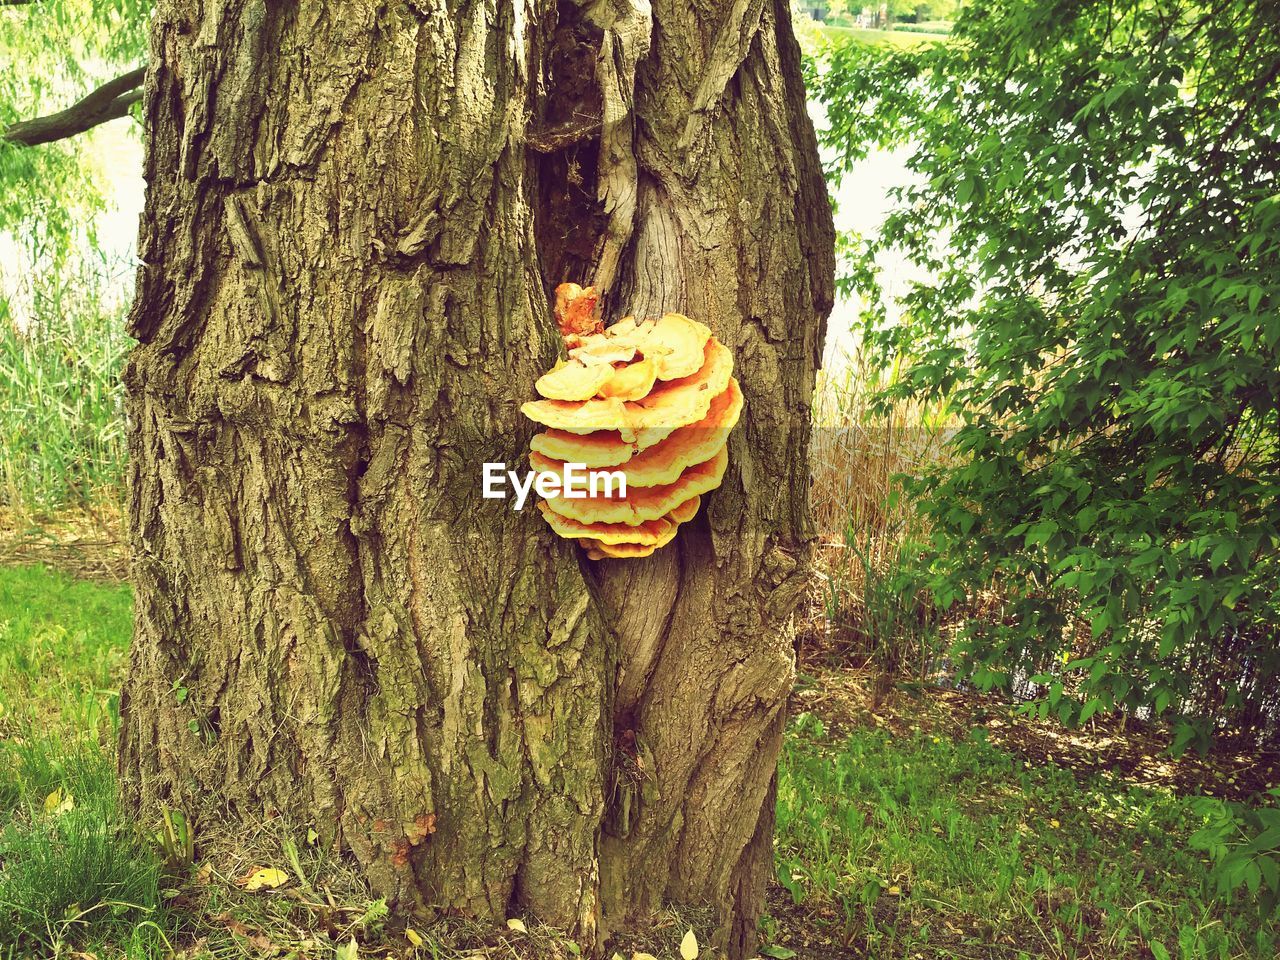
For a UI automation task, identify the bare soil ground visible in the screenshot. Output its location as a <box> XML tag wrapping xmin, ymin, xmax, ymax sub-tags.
<box><xmin>0</xmin><ymin>506</ymin><xmax>127</xmax><ymax>582</ymax></box>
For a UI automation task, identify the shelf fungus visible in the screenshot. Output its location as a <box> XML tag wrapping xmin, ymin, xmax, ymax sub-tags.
<box><xmin>521</xmin><ymin>284</ymin><xmax>741</xmax><ymax>559</ymax></box>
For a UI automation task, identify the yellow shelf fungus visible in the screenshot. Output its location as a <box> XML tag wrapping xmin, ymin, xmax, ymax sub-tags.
<box><xmin>521</xmin><ymin>339</ymin><xmax>733</xmax><ymax>439</ymax></box>
<box><xmin>522</xmin><ymin>284</ymin><xmax>740</xmax><ymax>559</ymax></box>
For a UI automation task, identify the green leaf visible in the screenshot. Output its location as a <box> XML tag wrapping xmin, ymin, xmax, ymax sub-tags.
<box><xmin>1209</xmin><ymin>541</ymin><xmax>1236</xmax><ymax>570</ymax></box>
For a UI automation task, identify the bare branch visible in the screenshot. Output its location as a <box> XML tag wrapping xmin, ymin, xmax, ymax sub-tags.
<box><xmin>3</xmin><ymin>66</ymin><xmax>145</xmax><ymax>147</ymax></box>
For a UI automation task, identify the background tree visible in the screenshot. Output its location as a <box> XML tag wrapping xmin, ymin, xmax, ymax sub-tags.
<box><xmin>885</xmin><ymin>0</ymin><xmax>958</xmax><ymax>23</ymax></box>
<box><xmin>0</xmin><ymin>0</ymin><xmax>148</xmax><ymax>261</ymax></box>
<box><xmin>813</xmin><ymin>0</ymin><xmax>1280</xmax><ymax>909</ymax></box>
<box><xmin>109</xmin><ymin>1</ymin><xmax>833</xmax><ymax>957</ymax></box>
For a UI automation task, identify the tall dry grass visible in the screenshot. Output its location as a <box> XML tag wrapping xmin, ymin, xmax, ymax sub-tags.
<box><xmin>807</xmin><ymin>343</ymin><xmax>954</xmax><ymax>681</ymax></box>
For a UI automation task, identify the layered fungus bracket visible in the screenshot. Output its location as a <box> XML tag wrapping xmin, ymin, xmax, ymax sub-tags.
<box><xmin>522</xmin><ymin>284</ymin><xmax>742</xmax><ymax>559</ymax></box>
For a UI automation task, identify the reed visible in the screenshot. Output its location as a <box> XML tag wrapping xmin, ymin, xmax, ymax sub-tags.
<box><xmin>808</xmin><ymin>341</ymin><xmax>953</xmax><ymax>679</ymax></box>
<box><xmin>0</xmin><ymin>260</ymin><xmax>130</xmax><ymax>519</ymax></box>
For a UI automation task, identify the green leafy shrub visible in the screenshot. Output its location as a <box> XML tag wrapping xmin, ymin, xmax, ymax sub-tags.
<box><xmin>1190</xmin><ymin>790</ymin><xmax>1280</xmax><ymax>919</ymax></box>
<box><xmin>810</xmin><ymin>0</ymin><xmax>1280</xmax><ymax>914</ymax></box>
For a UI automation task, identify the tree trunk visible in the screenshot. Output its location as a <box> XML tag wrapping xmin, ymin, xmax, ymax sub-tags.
<box><xmin>119</xmin><ymin>0</ymin><xmax>832</xmax><ymax>956</ymax></box>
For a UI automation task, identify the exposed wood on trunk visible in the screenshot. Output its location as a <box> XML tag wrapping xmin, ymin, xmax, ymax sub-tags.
<box><xmin>120</xmin><ymin>0</ymin><xmax>832</xmax><ymax>956</ymax></box>
<box><xmin>581</xmin><ymin>0</ymin><xmax>651</xmax><ymax>306</ymax></box>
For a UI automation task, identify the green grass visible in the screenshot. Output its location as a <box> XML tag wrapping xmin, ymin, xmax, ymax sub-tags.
<box><xmin>896</xmin><ymin>20</ymin><xmax>955</xmax><ymax>34</ymax></box>
<box><xmin>776</xmin><ymin>712</ymin><xmax>1275</xmax><ymax>958</ymax></box>
<box><xmin>1</xmin><ymin>564</ymin><xmax>1272</xmax><ymax>958</ymax></box>
<box><xmin>0</xmin><ymin>564</ymin><xmax>131</xmax><ymax>736</ymax></box>
<box><xmin>0</xmin><ymin>287</ymin><xmax>130</xmax><ymax>516</ymax></box>
<box><xmin>0</xmin><ymin>565</ymin><xmax>167</xmax><ymax>958</ymax></box>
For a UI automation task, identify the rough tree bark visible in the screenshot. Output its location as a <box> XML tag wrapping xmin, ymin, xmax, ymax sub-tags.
<box><xmin>119</xmin><ymin>0</ymin><xmax>833</xmax><ymax>956</ymax></box>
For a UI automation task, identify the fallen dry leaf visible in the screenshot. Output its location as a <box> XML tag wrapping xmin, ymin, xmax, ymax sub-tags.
<box><xmin>238</xmin><ymin>866</ymin><xmax>289</xmax><ymax>891</ymax></box>
<box><xmin>214</xmin><ymin>913</ymin><xmax>275</xmax><ymax>952</ymax></box>
<box><xmin>44</xmin><ymin>788</ymin><xmax>75</xmax><ymax>816</ymax></box>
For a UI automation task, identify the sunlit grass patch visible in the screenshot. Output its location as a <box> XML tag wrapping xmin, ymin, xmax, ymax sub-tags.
<box><xmin>0</xmin><ymin>565</ymin><xmax>166</xmax><ymax>957</ymax></box>
<box><xmin>0</xmin><ymin>738</ymin><xmax>167</xmax><ymax>957</ymax></box>
<box><xmin>816</xmin><ymin>24</ymin><xmax>948</xmax><ymax>49</ymax></box>
<box><xmin>0</xmin><ymin>563</ymin><xmax>131</xmax><ymax>734</ymax></box>
<box><xmin>776</xmin><ymin>712</ymin><xmax>1275</xmax><ymax>958</ymax></box>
